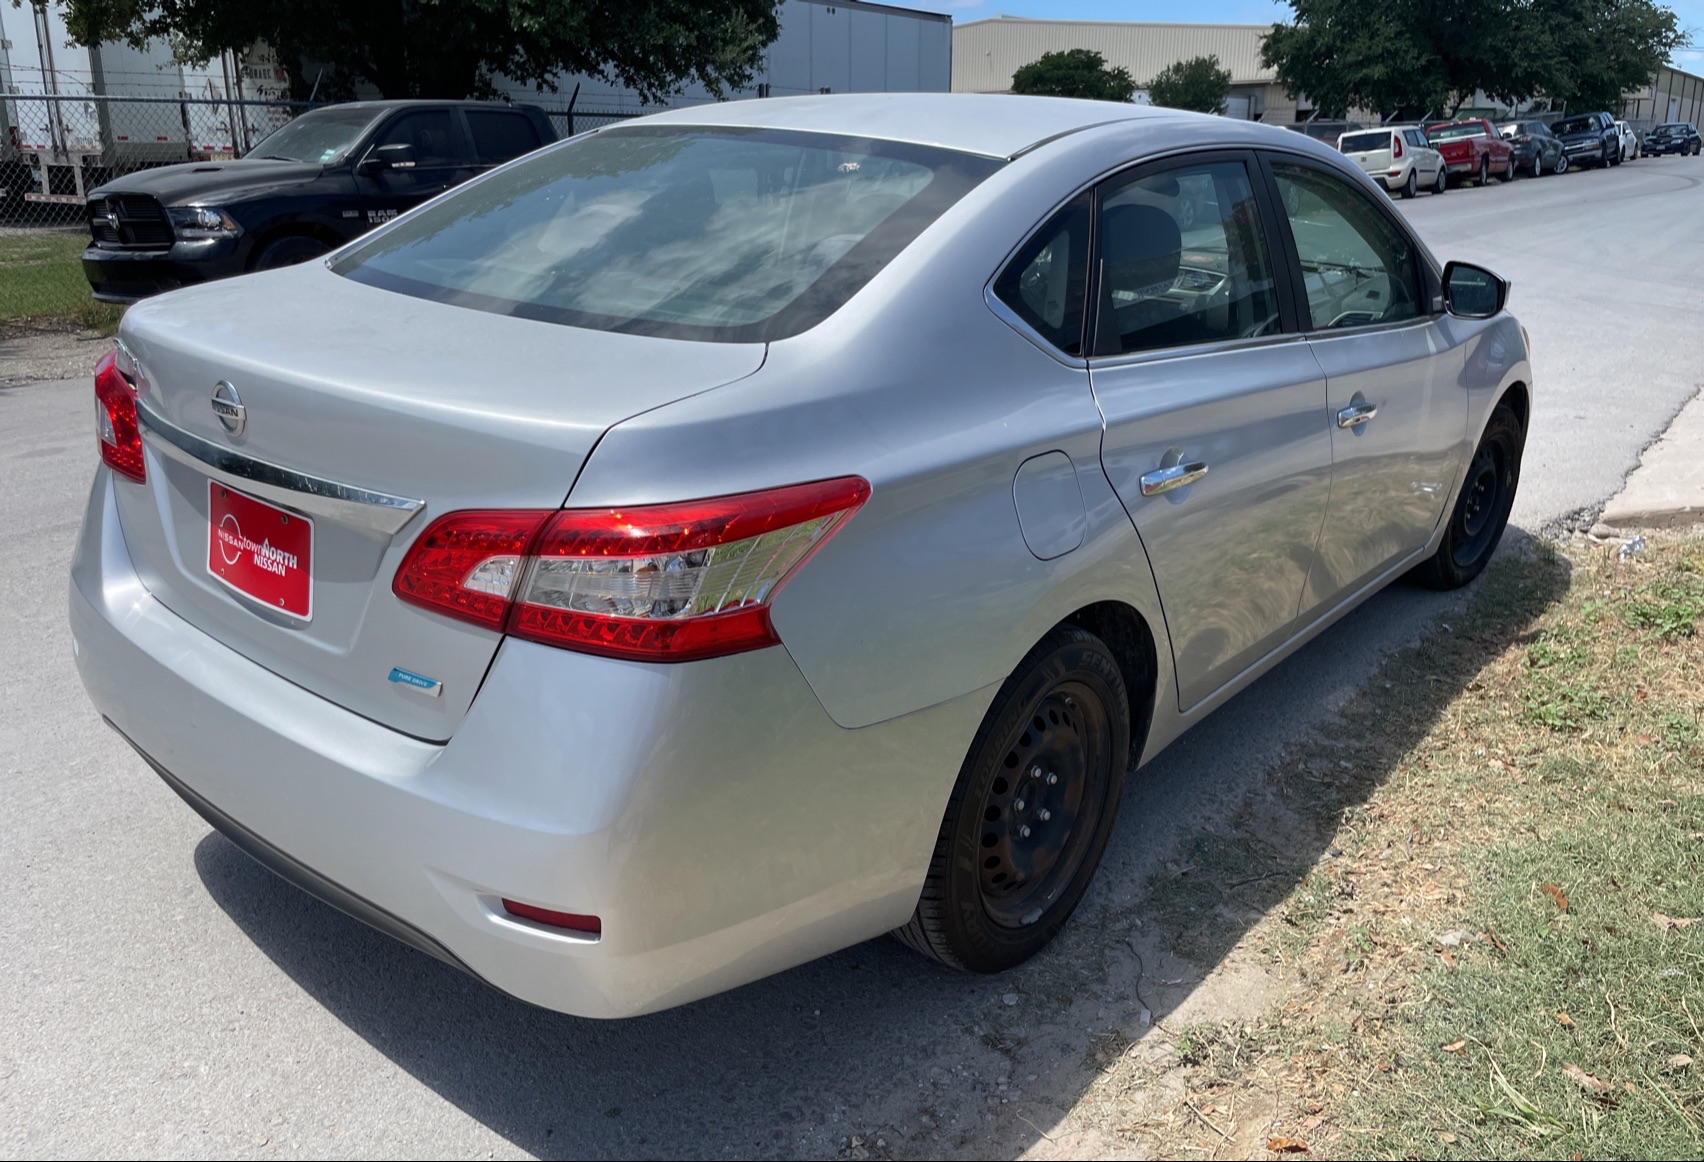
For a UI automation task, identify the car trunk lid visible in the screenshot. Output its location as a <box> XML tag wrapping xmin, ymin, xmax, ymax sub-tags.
<box><xmin>112</xmin><ymin>263</ymin><xmax>766</xmax><ymax>740</ymax></box>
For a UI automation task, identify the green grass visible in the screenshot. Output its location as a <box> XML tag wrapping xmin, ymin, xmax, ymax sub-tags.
<box><xmin>0</xmin><ymin>229</ymin><xmax>121</xmax><ymax>331</ymax></box>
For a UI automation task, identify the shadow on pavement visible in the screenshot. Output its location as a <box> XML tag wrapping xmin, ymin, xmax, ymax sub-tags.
<box><xmin>194</xmin><ymin>533</ymin><xmax>1568</xmax><ymax>1160</ymax></box>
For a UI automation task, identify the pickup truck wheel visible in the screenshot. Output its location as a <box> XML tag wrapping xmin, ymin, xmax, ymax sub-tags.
<box><xmin>1477</xmin><ymin>157</ymin><xmax>1491</xmax><ymax>186</ymax></box>
<box><xmin>252</xmin><ymin>235</ymin><xmax>332</xmax><ymax>272</ymax></box>
<box><xmin>893</xmin><ymin>625</ymin><xmax>1129</xmax><ymax>973</ymax></box>
<box><xmin>1412</xmin><ymin>404</ymin><xmax>1524</xmax><ymax>591</ymax></box>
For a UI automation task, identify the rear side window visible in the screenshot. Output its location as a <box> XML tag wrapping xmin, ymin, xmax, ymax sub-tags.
<box><xmin>374</xmin><ymin>111</ymin><xmax>462</xmax><ymax>167</ymax></box>
<box><xmin>1092</xmin><ymin>159</ymin><xmax>1281</xmax><ymax>357</ymax></box>
<box><xmin>993</xmin><ymin>193</ymin><xmax>1090</xmax><ymax>355</ymax></box>
<box><xmin>467</xmin><ymin>110</ymin><xmax>543</xmax><ymax>165</ymax></box>
<box><xmin>1406</xmin><ymin>130</ymin><xmax>1428</xmax><ymax>149</ymax></box>
<box><xmin>335</xmin><ymin>125</ymin><xmax>1002</xmax><ymax>342</ymax></box>
<box><xmin>1270</xmin><ymin>161</ymin><xmax>1421</xmax><ymax>331</ymax></box>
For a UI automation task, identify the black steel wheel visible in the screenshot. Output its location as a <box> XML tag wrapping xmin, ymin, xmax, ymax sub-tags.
<box><xmin>252</xmin><ymin>235</ymin><xmax>332</xmax><ymax>272</ymax></box>
<box><xmin>1412</xmin><ymin>403</ymin><xmax>1524</xmax><ymax>590</ymax></box>
<box><xmin>895</xmin><ymin>626</ymin><xmax>1130</xmax><ymax>973</ymax></box>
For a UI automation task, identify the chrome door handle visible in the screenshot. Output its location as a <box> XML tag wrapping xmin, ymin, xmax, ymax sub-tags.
<box><xmin>1337</xmin><ymin>402</ymin><xmax>1378</xmax><ymax>429</ymax></box>
<box><xmin>1139</xmin><ymin>461</ymin><xmax>1209</xmax><ymax>496</ymax></box>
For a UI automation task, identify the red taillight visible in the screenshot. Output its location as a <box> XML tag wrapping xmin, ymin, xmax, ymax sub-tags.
<box><xmin>1392</xmin><ymin>134</ymin><xmax>1404</xmax><ymax>159</ymax></box>
<box><xmin>393</xmin><ymin>477</ymin><xmax>871</xmax><ymax>662</ymax></box>
<box><xmin>501</xmin><ymin>899</ymin><xmax>602</xmax><ymax>935</ymax></box>
<box><xmin>94</xmin><ymin>349</ymin><xmax>145</xmax><ymax>483</ymax></box>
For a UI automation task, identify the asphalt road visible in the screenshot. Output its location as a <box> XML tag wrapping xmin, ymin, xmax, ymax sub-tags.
<box><xmin>3</xmin><ymin>153</ymin><xmax>1701</xmax><ymax>1161</ymax></box>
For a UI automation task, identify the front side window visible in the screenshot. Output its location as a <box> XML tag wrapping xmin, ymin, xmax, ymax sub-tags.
<box><xmin>1092</xmin><ymin>159</ymin><xmax>1281</xmax><ymax>357</ymax></box>
<box><xmin>1270</xmin><ymin>161</ymin><xmax>1422</xmax><ymax>331</ymax></box>
<box><xmin>374</xmin><ymin>111</ymin><xmax>463</xmax><ymax>167</ymax></box>
<box><xmin>993</xmin><ymin>193</ymin><xmax>1090</xmax><ymax>355</ymax></box>
<box><xmin>335</xmin><ymin>125</ymin><xmax>1001</xmax><ymax>342</ymax></box>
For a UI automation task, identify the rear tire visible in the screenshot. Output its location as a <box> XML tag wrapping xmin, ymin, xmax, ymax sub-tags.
<box><xmin>251</xmin><ymin>235</ymin><xmax>332</xmax><ymax>272</ymax></box>
<box><xmin>1433</xmin><ymin>166</ymin><xmax>1447</xmax><ymax>194</ymax></box>
<box><xmin>1401</xmin><ymin>170</ymin><xmax>1418</xmax><ymax>199</ymax></box>
<box><xmin>894</xmin><ymin>626</ymin><xmax>1130</xmax><ymax>973</ymax></box>
<box><xmin>1412</xmin><ymin>404</ymin><xmax>1524</xmax><ymax>591</ymax></box>
<box><xmin>1477</xmin><ymin>157</ymin><xmax>1491</xmax><ymax>187</ymax></box>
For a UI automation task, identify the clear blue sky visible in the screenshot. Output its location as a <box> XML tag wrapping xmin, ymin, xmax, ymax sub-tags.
<box><xmin>877</xmin><ymin>0</ymin><xmax>1704</xmax><ymax>72</ymax></box>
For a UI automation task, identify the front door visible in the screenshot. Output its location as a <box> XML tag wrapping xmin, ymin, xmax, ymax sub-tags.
<box><xmin>1089</xmin><ymin>154</ymin><xmax>1333</xmax><ymax>710</ymax></box>
<box><xmin>358</xmin><ymin>109</ymin><xmax>472</xmax><ymax>226</ymax></box>
<box><xmin>1264</xmin><ymin>157</ymin><xmax>1467</xmax><ymax>612</ymax></box>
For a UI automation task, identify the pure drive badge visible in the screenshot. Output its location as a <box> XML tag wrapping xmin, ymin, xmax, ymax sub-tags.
<box><xmin>388</xmin><ymin>667</ymin><xmax>443</xmax><ymax>698</ymax></box>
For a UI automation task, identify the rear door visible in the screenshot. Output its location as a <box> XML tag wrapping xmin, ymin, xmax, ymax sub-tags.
<box><xmin>463</xmin><ymin>107</ymin><xmax>549</xmax><ymax>173</ymax></box>
<box><xmin>1089</xmin><ymin>151</ymin><xmax>1333</xmax><ymax>710</ymax></box>
<box><xmin>1262</xmin><ymin>154</ymin><xmax>1466</xmax><ymax>612</ymax></box>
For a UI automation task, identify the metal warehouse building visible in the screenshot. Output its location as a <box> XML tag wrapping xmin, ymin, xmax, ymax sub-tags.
<box><xmin>952</xmin><ymin>17</ymin><xmax>1307</xmax><ymax>122</ymax></box>
<box><xmin>501</xmin><ymin>0</ymin><xmax>952</xmax><ymax>114</ymax></box>
<box><xmin>1622</xmin><ymin>64</ymin><xmax>1704</xmax><ymax>129</ymax></box>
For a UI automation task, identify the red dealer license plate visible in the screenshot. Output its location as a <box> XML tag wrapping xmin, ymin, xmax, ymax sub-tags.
<box><xmin>207</xmin><ymin>481</ymin><xmax>313</xmax><ymax>620</ymax></box>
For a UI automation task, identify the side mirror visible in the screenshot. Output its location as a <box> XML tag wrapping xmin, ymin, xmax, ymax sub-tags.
<box><xmin>360</xmin><ymin>142</ymin><xmax>416</xmax><ymax>174</ymax></box>
<box><xmin>1442</xmin><ymin>260</ymin><xmax>1508</xmax><ymax>319</ymax></box>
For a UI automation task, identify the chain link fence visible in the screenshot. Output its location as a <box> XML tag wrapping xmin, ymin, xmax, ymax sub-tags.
<box><xmin>1</xmin><ymin>93</ymin><xmax>636</xmax><ymax>328</ymax></box>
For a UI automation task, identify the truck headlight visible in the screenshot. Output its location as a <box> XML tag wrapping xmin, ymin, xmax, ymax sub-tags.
<box><xmin>167</xmin><ymin>206</ymin><xmax>242</xmax><ymax>239</ymax></box>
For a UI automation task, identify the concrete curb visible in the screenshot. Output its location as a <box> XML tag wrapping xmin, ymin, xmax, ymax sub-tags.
<box><xmin>1590</xmin><ymin>386</ymin><xmax>1704</xmax><ymax>536</ymax></box>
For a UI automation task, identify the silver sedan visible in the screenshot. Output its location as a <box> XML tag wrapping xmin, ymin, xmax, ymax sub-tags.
<box><xmin>70</xmin><ymin>94</ymin><xmax>1529</xmax><ymax>1017</ymax></box>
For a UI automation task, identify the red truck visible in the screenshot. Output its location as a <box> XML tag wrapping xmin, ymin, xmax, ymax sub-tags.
<box><xmin>1425</xmin><ymin>119</ymin><xmax>1517</xmax><ymax>187</ymax></box>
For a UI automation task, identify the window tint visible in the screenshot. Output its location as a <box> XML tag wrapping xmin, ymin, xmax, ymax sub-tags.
<box><xmin>1407</xmin><ymin>130</ymin><xmax>1428</xmax><ymax>149</ymax></box>
<box><xmin>467</xmin><ymin>110</ymin><xmax>543</xmax><ymax>165</ymax></box>
<box><xmin>335</xmin><ymin>126</ymin><xmax>1001</xmax><ymax>342</ymax></box>
<box><xmin>1339</xmin><ymin>131</ymin><xmax>1391</xmax><ymax>153</ymax></box>
<box><xmin>1271</xmin><ymin>161</ymin><xmax>1421</xmax><ymax>331</ymax></box>
<box><xmin>1092</xmin><ymin>159</ymin><xmax>1280</xmax><ymax>357</ymax></box>
<box><xmin>993</xmin><ymin>193</ymin><xmax>1090</xmax><ymax>355</ymax></box>
<box><xmin>375</xmin><ymin>111</ymin><xmax>462</xmax><ymax>167</ymax></box>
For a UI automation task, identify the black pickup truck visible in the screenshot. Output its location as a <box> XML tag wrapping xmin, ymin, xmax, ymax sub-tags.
<box><xmin>81</xmin><ymin>100</ymin><xmax>556</xmax><ymax>303</ymax></box>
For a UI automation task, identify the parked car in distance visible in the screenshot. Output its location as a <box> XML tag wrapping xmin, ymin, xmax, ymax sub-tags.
<box><xmin>1498</xmin><ymin>119</ymin><xmax>1566</xmax><ymax>176</ymax></box>
<box><xmin>1425</xmin><ymin>119</ymin><xmax>1516</xmax><ymax>186</ymax></box>
<box><xmin>1613</xmin><ymin>120</ymin><xmax>1640</xmax><ymax>162</ymax></box>
<box><xmin>71</xmin><ymin>95</ymin><xmax>1531</xmax><ymax>1018</ymax></box>
<box><xmin>1642</xmin><ymin>122</ymin><xmax>1702</xmax><ymax>156</ymax></box>
<box><xmin>81</xmin><ymin>100</ymin><xmax>556</xmax><ymax>303</ymax></box>
<box><xmin>1549</xmin><ymin>111</ymin><xmax>1621</xmax><ymax>168</ymax></box>
<box><xmin>1338</xmin><ymin>125</ymin><xmax>1445</xmax><ymax>197</ymax></box>
<box><xmin>1285</xmin><ymin>119</ymin><xmax>1365</xmax><ymax>144</ymax></box>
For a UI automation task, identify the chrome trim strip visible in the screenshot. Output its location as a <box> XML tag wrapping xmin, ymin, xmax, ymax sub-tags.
<box><xmin>135</xmin><ymin>394</ymin><xmax>425</xmax><ymax>536</ymax></box>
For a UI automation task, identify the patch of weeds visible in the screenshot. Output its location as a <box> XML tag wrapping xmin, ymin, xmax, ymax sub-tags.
<box><xmin>1661</xmin><ymin>709</ymin><xmax>1699</xmax><ymax>746</ymax></box>
<box><xmin>1521</xmin><ymin>671</ymin><xmax>1610</xmax><ymax>730</ymax></box>
<box><xmin>1623</xmin><ymin>570</ymin><xmax>1704</xmax><ymax>640</ymax></box>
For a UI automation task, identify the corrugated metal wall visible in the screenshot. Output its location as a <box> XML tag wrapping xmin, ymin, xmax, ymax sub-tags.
<box><xmin>953</xmin><ymin>18</ymin><xmax>1276</xmax><ymax>94</ymax></box>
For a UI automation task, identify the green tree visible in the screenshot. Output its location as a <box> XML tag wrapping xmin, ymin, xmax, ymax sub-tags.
<box><xmin>58</xmin><ymin>0</ymin><xmax>783</xmax><ymax>102</ymax></box>
<box><xmin>1010</xmin><ymin>48</ymin><xmax>1135</xmax><ymax>102</ymax></box>
<box><xmin>1146</xmin><ymin>54</ymin><xmax>1233</xmax><ymax>114</ymax></box>
<box><xmin>1259</xmin><ymin>0</ymin><xmax>1688</xmax><ymax>120</ymax></box>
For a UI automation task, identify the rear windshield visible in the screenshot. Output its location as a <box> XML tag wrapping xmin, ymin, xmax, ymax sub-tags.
<box><xmin>333</xmin><ymin>125</ymin><xmax>1002</xmax><ymax>342</ymax></box>
<box><xmin>1426</xmin><ymin>124</ymin><xmax>1487</xmax><ymax>142</ymax></box>
<box><xmin>1552</xmin><ymin>117</ymin><xmax>1597</xmax><ymax>136</ymax></box>
<box><xmin>1339</xmin><ymin>131</ymin><xmax>1390</xmax><ymax>153</ymax></box>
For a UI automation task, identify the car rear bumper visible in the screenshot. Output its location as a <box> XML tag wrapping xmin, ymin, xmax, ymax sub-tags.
<box><xmin>81</xmin><ymin>239</ymin><xmax>246</xmax><ymax>303</ymax></box>
<box><xmin>69</xmin><ymin>469</ymin><xmax>984</xmax><ymax>1017</ymax></box>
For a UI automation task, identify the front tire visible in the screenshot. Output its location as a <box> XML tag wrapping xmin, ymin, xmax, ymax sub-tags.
<box><xmin>251</xmin><ymin>235</ymin><xmax>332</xmax><ymax>272</ymax></box>
<box><xmin>1412</xmin><ymin>404</ymin><xmax>1524</xmax><ymax>590</ymax></box>
<box><xmin>894</xmin><ymin>626</ymin><xmax>1130</xmax><ymax>973</ymax></box>
<box><xmin>1555</xmin><ymin>152</ymin><xmax>1569</xmax><ymax>174</ymax></box>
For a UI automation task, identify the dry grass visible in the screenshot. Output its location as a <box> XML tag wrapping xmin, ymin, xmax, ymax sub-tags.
<box><xmin>1059</xmin><ymin>534</ymin><xmax>1704</xmax><ymax>1159</ymax></box>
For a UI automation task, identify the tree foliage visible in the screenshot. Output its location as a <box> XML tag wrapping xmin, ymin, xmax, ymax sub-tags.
<box><xmin>1147</xmin><ymin>55</ymin><xmax>1233</xmax><ymax>114</ymax></box>
<box><xmin>60</xmin><ymin>0</ymin><xmax>783</xmax><ymax>102</ymax></box>
<box><xmin>1260</xmin><ymin>0</ymin><xmax>1691</xmax><ymax>120</ymax></box>
<box><xmin>1010</xmin><ymin>48</ymin><xmax>1136</xmax><ymax>102</ymax></box>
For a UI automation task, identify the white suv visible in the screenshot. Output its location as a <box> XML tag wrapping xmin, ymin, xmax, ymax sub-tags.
<box><xmin>1338</xmin><ymin>125</ymin><xmax>1446</xmax><ymax>198</ymax></box>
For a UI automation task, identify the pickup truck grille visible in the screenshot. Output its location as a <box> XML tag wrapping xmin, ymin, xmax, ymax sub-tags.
<box><xmin>88</xmin><ymin>195</ymin><xmax>174</xmax><ymax>250</ymax></box>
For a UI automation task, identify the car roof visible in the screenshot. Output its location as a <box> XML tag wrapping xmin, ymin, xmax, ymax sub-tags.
<box><xmin>628</xmin><ymin>93</ymin><xmax>1196</xmax><ymax>159</ymax></box>
<box><xmin>309</xmin><ymin>99</ymin><xmax>543</xmax><ymax>113</ymax></box>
